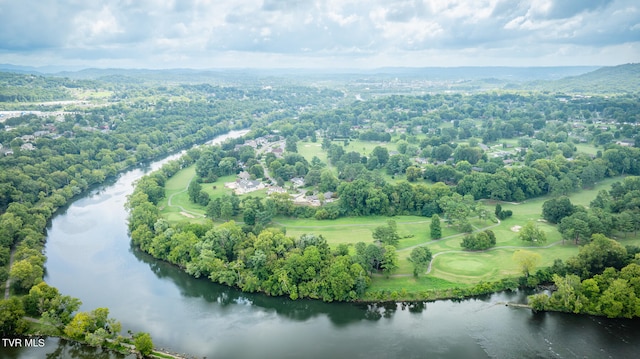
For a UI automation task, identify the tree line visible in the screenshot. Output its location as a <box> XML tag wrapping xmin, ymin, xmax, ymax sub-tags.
<box><xmin>528</xmin><ymin>234</ymin><xmax>640</xmax><ymax>318</ymax></box>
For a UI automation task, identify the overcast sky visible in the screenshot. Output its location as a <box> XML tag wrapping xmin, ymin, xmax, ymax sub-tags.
<box><xmin>0</xmin><ymin>0</ymin><xmax>638</xmax><ymax>69</ymax></box>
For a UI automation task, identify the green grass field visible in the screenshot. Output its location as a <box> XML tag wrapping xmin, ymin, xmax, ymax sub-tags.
<box><xmin>158</xmin><ymin>165</ymin><xmax>242</xmax><ymax>224</ymax></box>
<box><xmin>274</xmin><ymin>215</ymin><xmax>458</xmax><ymax>249</ymax></box>
<box><xmin>342</xmin><ymin>139</ymin><xmax>398</xmax><ymax>157</ymax></box>
<box><xmin>297</xmin><ymin>141</ymin><xmax>327</xmax><ymax>164</ymax></box>
<box><xmin>575</xmin><ymin>143</ymin><xmax>600</xmax><ymax>156</ymax></box>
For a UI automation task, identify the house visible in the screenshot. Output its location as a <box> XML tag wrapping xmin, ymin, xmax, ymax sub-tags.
<box><xmin>271</xmin><ymin>147</ymin><xmax>284</xmax><ymax>156</ymax></box>
<box><xmin>616</xmin><ymin>140</ymin><xmax>634</xmax><ymax>147</ymax></box>
<box><xmin>20</xmin><ymin>143</ymin><xmax>36</xmax><ymax>151</ymax></box>
<box><xmin>291</xmin><ymin>177</ymin><xmax>305</xmax><ymax>187</ymax></box>
<box><xmin>33</xmin><ymin>130</ymin><xmax>50</xmax><ymax>137</ymax></box>
<box><xmin>225</xmin><ymin>177</ymin><xmax>265</xmax><ymax>195</ymax></box>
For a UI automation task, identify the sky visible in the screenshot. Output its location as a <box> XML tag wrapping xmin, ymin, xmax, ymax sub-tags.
<box><xmin>0</xmin><ymin>0</ymin><xmax>638</xmax><ymax>69</ymax></box>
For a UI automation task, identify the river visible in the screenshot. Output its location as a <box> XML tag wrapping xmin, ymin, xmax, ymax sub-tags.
<box><xmin>4</xmin><ymin>130</ymin><xmax>640</xmax><ymax>358</ymax></box>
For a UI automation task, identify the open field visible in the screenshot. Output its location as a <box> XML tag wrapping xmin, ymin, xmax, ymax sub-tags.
<box><xmin>158</xmin><ymin>165</ymin><xmax>238</xmax><ymax>223</ymax></box>
<box><xmin>342</xmin><ymin>139</ymin><xmax>398</xmax><ymax>157</ymax></box>
<box><xmin>367</xmin><ymin>275</ymin><xmax>466</xmax><ymax>293</ymax></box>
<box><xmin>575</xmin><ymin>143</ymin><xmax>600</xmax><ymax>156</ymax></box>
<box><xmin>297</xmin><ymin>141</ymin><xmax>326</xmax><ymax>163</ymax></box>
<box><xmin>275</xmin><ymin>215</ymin><xmax>458</xmax><ymax>249</ymax></box>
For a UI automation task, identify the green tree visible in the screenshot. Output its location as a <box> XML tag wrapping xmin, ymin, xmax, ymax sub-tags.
<box><xmin>187</xmin><ymin>179</ymin><xmax>202</xmax><ymax>203</ymax></box>
<box><xmin>0</xmin><ymin>297</ymin><xmax>28</xmax><ymax>336</ymax></box>
<box><xmin>566</xmin><ymin>234</ymin><xmax>628</xmax><ymax>279</ymax></box>
<box><xmin>40</xmin><ymin>294</ymin><xmax>82</xmax><ymax>331</ymax></box>
<box><xmin>319</xmin><ymin>170</ymin><xmax>339</xmax><ymax>192</ymax></box>
<box><xmin>409</xmin><ymin>246</ymin><xmax>432</xmax><ymax>277</ymax></box>
<box><xmin>405</xmin><ymin>166</ymin><xmax>422</xmax><ymax>182</ymax></box>
<box><xmin>9</xmin><ymin>259</ymin><xmax>43</xmax><ymax>291</ymax></box>
<box><xmin>460</xmin><ymin>230</ymin><xmax>495</xmax><ymax>250</ymax></box>
<box><xmin>370</xmin><ymin>146</ymin><xmax>389</xmax><ymax>166</ymax></box>
<box><xmin>372</xmin><ymin>220</ymin><xmax>400</xmax><ymax>247</ymax></box>
<box><xmin>23</xmin><ymin>281</ymin><xmax>61</xmax><ymax>316</ymax></box>
<box><xmin>494</xmin><ymin>203</ymin><xmax>502</xmax><ymax>217</ymax></box>
<box><xmin>64</xmin><ymin>311</ymin><xmax>91</xmax><ymax>339</ymax></box>
<box><xmin>134</xmin><ymin>332</ymin><xmax>154</xmax><ymax>357</ymax></box>
<box><xmin>430</xmin><ymin>214</ymin><xmax>442</xmax><ymax>239</ymax></box>
<box><xmin>542</xmin><ymin>196</ymin><xmax>575</xmax><ymax>224</ymax></box>
<box><xmin>558</xmin><ymin>215</ymin><xmax>591</xmax><ymax>244</ymax></box>
<box><xmin>285</xmin><ymin>135</ymin><xmax>299</xmax><ymax>153</ymax></box>
<box><xmin>528</xmin><ymin>293</ymin><xmax>549</xmax><ymax>312</ymax></box>
<box><xmin>513</xmin><ymin>250</ymin><xmax>541</xmax><ymax>278</ymax></box>
<box><xmin>439</xmin><ymin>193</ymin><xmax>475</xmax><ymax>230</ymax></box>
<box><xmin>433</xmin><ymin>144</ymin><xmax>453</xmax><ymax>161</ymax></box>
<box><xmin>548</xmin><ymin>274</ymin><xmax>582</xmax><ymax>313</ymax></box>
<box><xmin>381</xmin><ymin>245</ymin><xmax>399</xmax><ymax>278</ymax></box>
<box><xmin>220</xmin><ymin>200</ymin><xmax>234</xmax><ymax>220</ymax></box>
<box><xmin>518</xmin><ymin>221</ymin><xmax>547</xmax><ymax>244</ymax></box>
<box><xmin>617</xmin><ymin>211</ymin><xmax>635</xmax><ymax>237</ymax></box>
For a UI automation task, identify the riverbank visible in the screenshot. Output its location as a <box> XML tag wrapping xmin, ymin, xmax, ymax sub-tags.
<box><xmin>22</xmin><ymin>313</ymin><xmax>193</xmax><ymax>359</ymax></box>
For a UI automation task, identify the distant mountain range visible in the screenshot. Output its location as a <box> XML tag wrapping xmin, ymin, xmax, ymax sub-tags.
<box><xmin>0</xmin><ymin>63</ymin><xmax>638</xmax><ymax>93</ymax></box>
<box><xmin>0</xmin><ymin>63</ymin><xmax>85</xmax><ymax>74</ymax></box>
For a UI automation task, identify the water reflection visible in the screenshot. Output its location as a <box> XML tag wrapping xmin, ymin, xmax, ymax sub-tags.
<box><xmin>2</xmin><ymin>338</ymin><xmax>135</xmax><ymax>359</ymax></box>
<box><xmin>130</xmin><ymin>243</ymin><xmax>409</xmax><ymax>326</ymax></box>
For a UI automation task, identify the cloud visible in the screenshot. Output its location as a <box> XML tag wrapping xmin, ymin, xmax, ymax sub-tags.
<box><xmin>535</xmin><ymin>0</ymin><xmax>614</xmax><ymax>19</ymax></box>
<box><xmin>0</xmin><ymin>0</ymin><xmax>637</xmax><ymax>68</ymax></box>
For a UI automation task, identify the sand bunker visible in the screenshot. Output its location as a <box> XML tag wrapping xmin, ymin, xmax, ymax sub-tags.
<box><xmin>511</xmin><ymin>225</ymin><xmax>522</xmax><ymax>232</ymax></box>
<box><xmin>180</xmin><ymin>211</ymin><xmax>195</xmax><ymax>218</ymax></box>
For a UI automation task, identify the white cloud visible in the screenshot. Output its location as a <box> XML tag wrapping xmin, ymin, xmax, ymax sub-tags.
<box><xmin>0</xmin><ymin>0</ymin><xmax>637</xmax><ymax>68</ymax></box>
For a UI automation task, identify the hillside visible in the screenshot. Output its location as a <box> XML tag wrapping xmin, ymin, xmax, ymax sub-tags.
<box><xmin>540</xmin><ymin>63</ymin><xmax>640</xmax><ymax>93</ymax></box>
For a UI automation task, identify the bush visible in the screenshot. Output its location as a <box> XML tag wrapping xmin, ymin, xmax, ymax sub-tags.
<box><xmin>460</xmin><ymin>230</ymin><xmax>496</xmax><ymax>250</ymax></box>
<box><xmin>134</xmin><ymin>332</ymin><xmax>153</xmax><ymax>357</ymax></box>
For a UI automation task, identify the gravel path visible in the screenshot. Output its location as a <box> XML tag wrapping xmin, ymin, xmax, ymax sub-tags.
<box><xmin>4</xmin><ymin>246</ymin><xmax>15</xmax><ymax>299</ymax></box>
<box><xmin>166</xmin><ymin>176</ymin><xmax>205</xmax><ymax>218</ymax></box>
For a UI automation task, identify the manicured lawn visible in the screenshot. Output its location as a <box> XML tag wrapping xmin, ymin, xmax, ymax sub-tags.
<box><xmin>575</xmin><ymin>143</ymin><xmax>600</xmax><ymax>156</ymax></box>
<box><xmin>297</xmin><ymin>141</ymin><xmax>327</xmax><ymax>164</ymax></box>
<box><xmin>159</xmin><ymin>165</ymin><xmax>247</xmax><ymax>223</ymax></box>
<box><xmin>343</xmin><ymin>139</ymin><xmax>398</xmax><ymax>157</ymax></box>
<box><xmin>274</xmin><ymin>216</ymin><xmax>438</xmax><ymax>248</ymax></box>
<box><xmin>367</xmin><ymin>274</ymin><xmax>467</xmax><ymax>293</ymax></box>
<box><xmin>274</xmin><ymin>215</ymin><xmax>457</xmax><ymax>249</ymax></box>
